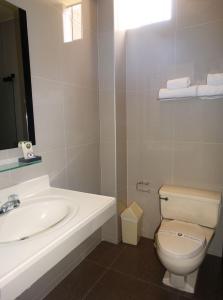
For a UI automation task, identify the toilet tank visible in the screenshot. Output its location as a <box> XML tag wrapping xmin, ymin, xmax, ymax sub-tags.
<box><xmin>159</xmin><ymin>185</ymin><xmax>222</xmax><ymax>228</ymax></box>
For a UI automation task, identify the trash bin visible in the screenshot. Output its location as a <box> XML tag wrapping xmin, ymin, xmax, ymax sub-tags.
<box><xmin>121</xmin><ymin>202</ymin><xmax>143</xmax><ymax>245</ymax></box>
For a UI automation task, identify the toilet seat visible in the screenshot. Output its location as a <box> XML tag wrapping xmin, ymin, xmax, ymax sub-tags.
<box><xmin>157</xmin><ymin>220</ymin><xmax>206</xmax><ymax>259</ymax></box>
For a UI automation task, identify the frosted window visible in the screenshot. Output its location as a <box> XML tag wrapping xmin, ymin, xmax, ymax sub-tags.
<box><xmin>116</xmin><ymin>0</ymin><xmax>172</xmax><ymax>30</ymax></box>
<box><xmin>63</xmin><ymin>3</ymin><xmax>82</xmax><ymax>43</ymax></box>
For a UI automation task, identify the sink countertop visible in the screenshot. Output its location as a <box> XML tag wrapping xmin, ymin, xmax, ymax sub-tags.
<box><xmin>0</xmin><ymin>176</ymin><xmax>116</xmax><ymax>300</ymax></box>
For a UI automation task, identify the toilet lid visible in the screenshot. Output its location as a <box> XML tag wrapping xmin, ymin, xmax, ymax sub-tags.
<box><xmin>157</xmin><ymin>220</ymin><xmax>206</xmax><ymax>259</ymax></box>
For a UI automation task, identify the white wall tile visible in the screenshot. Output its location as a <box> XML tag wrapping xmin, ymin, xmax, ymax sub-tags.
<box><xmin>176</xmin><ymin>21</ymin><xmax>223</xmax><ymax>83</ymax></box>
<box><xmin>127</xmin><ymin>185</ymin><xmax>161</xmax><ymax>239</ymax></box>
<box><xmin>173</xmin><ymin>142</ymin><xmax>223</xmax><ymax>191</ymax></box>
<box><xmin>97</xmin><ymin>0</ymin><xmax>114</xmax><ymax>34</ymax></box>
<box><xmin>18</xmin><ymin>0</ymin><xmax>62</xmax><ymax>80</ymax></box>
<box><xmin>41</xmin><ymin>148</ymin><xmax>68</xmax><ymax>189</ymax></box>
<box><xmin>126</xmin><ymin>0</ymin><xmax>223</xmax><ymax>257</ymax></box>
<box><xmin>99</xmin><ymin>90</ymin><xmax>115</xmax><ymax>143</ymax></box>
<box><xmin>141</xmin><ymin>141</ymin><xmax>173</xmax><ymax>189</ymax></box>
<box><xmin>61</xmin><ymin>32</ymin><xmax>98</xmax><ymax>89</ymax></box>
<box><xmin>67</xmin><ymin>143</ymin><xmax>100</xmax><ymax>194</ymax></box>
<box><xmin>64</xmin><ymin>86</ymin><xmax>99</xmax><ymax>147</ymax></box>
<box><xmin>176</xmin><ymin>0</ymin><xmax>223</xmax><ymax>29</ymax></box>
<box><xmin>0</xmin><ymin>172</ymin><xmax>12</xmax><ymax>190</ymax></box>
<box><xmin>142</xmin><ymin>90</ymin><xmax>174</xmax><ymax>142</ymax></box>
<box><xmin>127</xmin><ymin>141</ymin><xmax>142</xmax><ymax>187</ymax></box>
<box><xmin>34</xmin><ymin>99</ymin><xmax>65</xmax><ymax>153</ymax></box>
<box><xmin>100</xmin><ymin>141</ymin><xmax>116</xmax><ymax>197</ymax></box>
<box><xmin>2</xmin><ymin>0</ymin><xmax>100</xmax><ymax>195</ymax></box>
<box><xmin>98</xmin><ymin>32</ymin><xmax>115</xmax><ymax>92</ymax></box>
<box><xmin>126</xmin><ymin>91</ymin><xmax>143</xmax><ymax>142</ymax></box>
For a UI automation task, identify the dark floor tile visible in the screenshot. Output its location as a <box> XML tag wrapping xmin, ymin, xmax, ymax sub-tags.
<box><xmin>44</xmin><ymin>260</ymin><xmax>106</xmax><ymax>300</ymax></box>
<box><xmin>85</xmin><ymin>270</ymin><xmax>178</xmax><ymax>300</ymax></box>
<box><xmin>195</xmin><ymin>255</ymin><xmax>223</xmax><ymax>300</ymax></box>
<box><xmin>217</xmin><ymin>292</ymin><xmax>223</xmax><ymax>300</ymax></box>
<box><xmin>167</xmin><ymin>255</ymin><xmax>223</xmax><ymax>300</ymax></box>
<box><xmin>86</xmin><ymin>241</ymin><xmax>126</xmax><ymax>268</ymax></box>
<box><xmin>111</xmin><ymin>237</ymin><xmax>165</xmax><ymax>286</ymax></box>
<box><xmin>178</xmin><ymin>296</ymin><xmax>196</xmax><ymax>300</ymax></box>
<box><xmin>178</xmin><ymin>294</ymin><xmax>218</xmax><ymax>300</ymax></box>
<box><xmin>177</xmin><ymin>290</ymin><xmax>198</xmax><ymax>300</ymax></box>
<box><xmin>43</xmin><ymin>239</ymin><xmax>223</xmax><ymax>300</ymax></box>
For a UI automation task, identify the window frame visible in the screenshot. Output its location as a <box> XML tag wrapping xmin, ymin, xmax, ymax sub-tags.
<box><xmin>63</xmin><ymin>2</ymin><xmax>83</xmax><ymax>43</ymax></box>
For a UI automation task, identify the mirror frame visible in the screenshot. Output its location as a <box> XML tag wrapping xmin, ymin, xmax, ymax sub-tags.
<box><xmin>18</xmin><ymin>8</ymin><xmax>36</xmax><ymax>147</ymax></box>
<box><xmin>0</xmin><ymin>2</ymin><xmax>36</xmax><ymax>150</ymax></box>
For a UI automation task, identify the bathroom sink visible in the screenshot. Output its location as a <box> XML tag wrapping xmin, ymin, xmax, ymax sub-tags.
<box><xmin>0</xmin><ymin>175</ymin><xmax>116</xmax><ymax>300</ymax></box>
<box><xmin>0</xmin><ymin>197</ymin><xmax>78</xmax><ymax>243</ymax></box>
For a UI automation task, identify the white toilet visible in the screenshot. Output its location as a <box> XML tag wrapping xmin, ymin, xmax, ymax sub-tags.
<box><xmin>155</xmin><ymin>185</ymin><xmax>222</xmax><ymax>294</ymax></box>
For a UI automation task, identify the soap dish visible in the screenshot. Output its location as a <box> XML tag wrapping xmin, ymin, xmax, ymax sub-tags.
<box><xmin>18</xmin><ymin>156</ymin><xmax>42</xmax><ymax>164</ymax></box>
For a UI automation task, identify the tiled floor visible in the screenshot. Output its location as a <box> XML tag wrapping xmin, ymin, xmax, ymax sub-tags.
<box><xmin>44</xmin><ymin>238</ymin><xmax>223</xmax><ymax>300</ymax></box>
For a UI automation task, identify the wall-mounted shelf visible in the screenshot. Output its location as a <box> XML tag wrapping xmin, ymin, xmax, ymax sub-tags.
<box><xmin>0</xmin><ymin>158</ymin><xmax>42</xmax><ymax>173</ymax></box>
<box><xmin>158</xmin><ymin>95</ymin><xmax>223</xmax><ymax>102</ymax></box>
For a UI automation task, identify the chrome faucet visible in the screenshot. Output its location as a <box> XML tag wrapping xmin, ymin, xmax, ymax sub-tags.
<box><xmin>0</xmin><ymin>194</ymin><xmax>20</xmax><ymax>215</ymax></box>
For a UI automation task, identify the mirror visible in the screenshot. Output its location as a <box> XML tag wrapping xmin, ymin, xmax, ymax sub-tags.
<box><xmin>0</xmin><ymin>0</ymin><xmax>35</xmax><ymax>150</ymax></box>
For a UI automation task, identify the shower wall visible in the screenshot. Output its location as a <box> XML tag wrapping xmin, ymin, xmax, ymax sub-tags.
<box><xmin>126</xmin><ymin>0</ymin><xmax>223</xmax><ymax>257</ymax></box>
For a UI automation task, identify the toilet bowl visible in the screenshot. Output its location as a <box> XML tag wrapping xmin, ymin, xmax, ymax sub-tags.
<box><xmin>155</xmin><ymin>185</ymin><xmax>221</xmax><ymax>294</ymax></box>
<box><xmin>156</xmin><ymin>219</ymin><xmax>214</xmax><ymax>293</ymax></box>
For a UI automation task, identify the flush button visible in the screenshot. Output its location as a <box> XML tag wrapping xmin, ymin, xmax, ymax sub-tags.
<box><xmin>178</xmin><ymin>233</ymin><xmax>183</xmax><ymax>237</ymax></box>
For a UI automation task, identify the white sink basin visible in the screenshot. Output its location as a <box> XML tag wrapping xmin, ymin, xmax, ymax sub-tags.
<box><xmin>0</xmin><ymin>175</ymin><xmax>116</xmax><ymax>300</ymax></box>
<box><xmin>0</xmin><ymin>197</ymin><xmax>79</xmax><ymax>243</ymax></box>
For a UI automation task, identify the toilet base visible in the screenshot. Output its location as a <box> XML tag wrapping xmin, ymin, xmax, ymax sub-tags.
<box><xmin>162</xmin><ymin>269</ymin><xmax>199</xmax><ymax>294</ymax></box>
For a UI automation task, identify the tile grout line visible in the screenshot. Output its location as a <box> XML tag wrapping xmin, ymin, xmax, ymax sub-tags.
<box><xmin>82</xmin><ymin>244</ymin><xmax>128</xmax><ymax>299</ymax></box>
<box><xmin>81</xmin><ymin>267</ymin><xmax>108</xmax><ymax>300</ymax></box>
<box><xmin>177</xmin><ymin>18</ymin><xmax>223</xmax><ymax>31</ymax></box>
<box><xmin>86</xmin><ymin>242</ymin><xmax>180</xmax><ymax>297</ymax></box>
<box><xmin>85</xmin><ymin>243</ymin><xmax>128</xmax><ymax>270</ymax></box>
<box><xmin>84</xmin><ymin>258</ymin><xmax>111</xmax><ymax>271</ymax></box>
<box><xmin>107</xmin><ymin>266</ymin><xmax>180</xmax><ymax>298</ymax></box>
<box><xmin>107</xmin><ymin>244</ymin><xmax>128</xmax><ymax>269</ymax></box>
<box><xmin>82</xmin><ymin>266</ymin><xmax>181</xmax><ymax>300</ymax></box>
<box><xmin>83</xmin><ymin>240</ymin><xmax>206</xmax><ymax>299</ymax></box>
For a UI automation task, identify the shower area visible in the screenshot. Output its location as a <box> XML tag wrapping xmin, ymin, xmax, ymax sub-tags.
<box><xmin>98</xmin><ymin>0</ymin><xmax>223</xmax><ymax>258</ymax></box>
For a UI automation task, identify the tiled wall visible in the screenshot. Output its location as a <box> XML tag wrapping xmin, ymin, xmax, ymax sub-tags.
<box><xmin>98</xmin><ymin>0</ymin><xmax>127</xmax><ymax>242</ymax></box>
<box><xmin>97</xmin><ymin>0</ymin><xmax>116</xmax><ymax>198</ymax></box>
<box><xmin>97</xmin><ymin>0</ymin><xmax>120</xmax><ymax>243</ymax></box>
<box><xmin>114</xmin><ymin>24</ymin><xmax>127</xmax><ymax>215</ymax></box>
<box><xmin>3</xmin><ymin>0</ymin><xmax>222</xmax><ymax>258</ymax></box>
<box><xmin>1</xmin><ymin>0</ymin><xmax>100</xmax><ymax>195</ymax></box>
<box><xmin>126</xmin><ymin>0</ymin><xmax>223</xmax><ymax>256</ymax></box>
<box><xmin>114</xmin><ymin>11</ymin><xmax>127</xmax><ymax>240</ymax></box>
<box><xmin>0</xmin><ymin>1</ymin><xmax>102</xmax><ymax>296</ymax></box>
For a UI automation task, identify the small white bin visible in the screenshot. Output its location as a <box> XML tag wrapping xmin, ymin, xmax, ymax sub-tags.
<box><xmin>121</xmin><ymin>202</ymin><xmax>143</xmax><ymax>245</ymax></box>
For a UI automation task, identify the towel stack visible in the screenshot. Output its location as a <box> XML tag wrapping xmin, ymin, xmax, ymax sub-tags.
<box><xmin>159</xmin><ymin>73</ymin><xmax>223</xmax><ymax>100</ymax></box>
<box><xmin>159</xmin><ymin>77</ymin><xmax>197</xmax><ymax>99</ymax></box>
<box><xmin>197</xmin><ymin>73</ymin><xmax>223</xmax><ymax>98</ymax></box>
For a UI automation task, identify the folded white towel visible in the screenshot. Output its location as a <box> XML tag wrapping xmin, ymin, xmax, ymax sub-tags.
<box><xmin>159</xmin><ymin>86</ymin><xmax>197</xmax><ymax>99</ymax></box>
<box><xmin>197</xmin><ymin>85</ymin><xmax>223</xmax><ymax>97</ymax></box>
<box><xmin>207</xmin><ymin>73</ymin><xmax>223</xmax><ymax>86</ymax></box>
<box><xmin>167</xmin><ymin>77</ymin><xmax>191</xmax><ymax>89</ymax></box>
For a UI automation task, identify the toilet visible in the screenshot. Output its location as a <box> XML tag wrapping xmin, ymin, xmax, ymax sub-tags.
<box><xmin>155</xmin><ymin>185</ymin><xmax>222</xmax><ymax>294</ymax></box>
